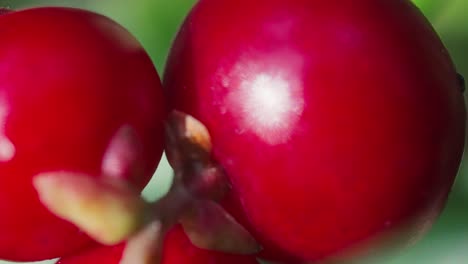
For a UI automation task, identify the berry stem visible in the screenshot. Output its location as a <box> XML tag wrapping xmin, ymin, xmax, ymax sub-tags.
<box><xmin>34</xmin><ymin>111</ymin><xmax>259</xmax><ymax>264</ymax></box>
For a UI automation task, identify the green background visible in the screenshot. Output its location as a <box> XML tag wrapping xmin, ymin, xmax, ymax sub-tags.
<box><xmin>1</xmin><ymin>0</ymin><xmax>467</xmax><ymax>263</ymax></box>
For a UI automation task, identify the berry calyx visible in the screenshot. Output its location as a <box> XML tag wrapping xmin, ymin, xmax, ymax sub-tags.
<box><xmin>163</xmin><ymin>225</ymin><xmax>260</xmax><ymax>264</ymax></box>
<box><xmin>0</xmin><ymin>7</ymin><xmax>165</xmax><ymax>260</ymax></box>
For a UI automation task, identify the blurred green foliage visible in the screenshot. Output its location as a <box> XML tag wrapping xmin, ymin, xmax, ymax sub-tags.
<box><xmin>1</xmin><ymin>0</ymin><xmax>467</xmax><ymax>263</ymax></box>
<box><xmin>412</xmin><ymin>0</ymin><xmax>449</xmax><ymax>20</ymax></box>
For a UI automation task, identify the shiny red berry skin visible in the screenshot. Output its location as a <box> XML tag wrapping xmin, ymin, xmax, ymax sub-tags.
<box><xmin>164</xmin><ymin>0</ymin><xmax>466</xmax><ymax>262</ymax></box>
<box><xmin>0</xmin><ymin>7</ymin><xmax>165</xmax><ymax>260</ymax></box>
<box><xmin>56</xmin><ymin>225</ymin><xmax>260</xmax><ymax>264</ymax></box>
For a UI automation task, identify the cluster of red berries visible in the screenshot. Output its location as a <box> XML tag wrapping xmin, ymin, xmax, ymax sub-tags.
<box><xmin>0</xmin><ymin>0</ymin><xmax>465</xmax><ymax>263</ymax></box>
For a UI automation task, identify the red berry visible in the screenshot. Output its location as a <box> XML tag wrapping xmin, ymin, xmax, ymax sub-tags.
<box><xmin>56</xmin><ymin>225</ymin><xmax>260</xmax><ymax>264</ymax></box>
<box><xmin>164</xmin><ymin>0</ymin><xmax>466</xmax><ymax>262</ymax></box>
<box><xmin>0</xmin><ymin>7</ymin><xmax>165</xmax><ymax>260</ymax></box>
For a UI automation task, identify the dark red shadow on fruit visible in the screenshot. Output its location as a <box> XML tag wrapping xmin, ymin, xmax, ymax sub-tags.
<box><xmin>162</xmin><ymin>10</ymin><xmax>199</xmax><ymax>117</ymax></box>
<box><xmin>0</xmin><ymin>8</ymin><xmax>11</xmax><ymax>15</ymax></box>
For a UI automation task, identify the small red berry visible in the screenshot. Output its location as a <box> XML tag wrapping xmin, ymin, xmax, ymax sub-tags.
<box><xmin>164</xmin><ymin>0</ymin><xmax>466</xmax><ymax>262</ymax></box>
<box><xmin>0</xmin><ymin>7</ymin><xmax>165</xmax><ymax>261</ymax></box>
<box><xmin>56</xmin><ymin>225</ymin><xmax>260</xmax><ymax>264</ymax></box>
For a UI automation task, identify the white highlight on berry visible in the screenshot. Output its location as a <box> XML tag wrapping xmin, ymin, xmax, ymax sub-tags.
<box><xmin>227</xmin><ymin>71</ymin><xmax>304</xmax><ymax>145</ymax></box>
<box><xmin>0</xmin><ymin>137</ymin><xmax>15</xmax><ymax>162</ymax></box>
<box><xmin>221</xmin><ymin>49</ymin><xmax>306</xmax><ymax>145</ymax></box>
<box><xmin>0</xmin><ymin>96</ymin><xmax>15</xmax><ymax>162</ymax></box>
<box><xmin>244</xmin><ymin>74</ymin><xmax>295</xmax><ymax>127</ymax></box>
<box><xmin>102</xmin><ymin>125</ymin><xmax>142</xmax><ymax>180</ymax></box>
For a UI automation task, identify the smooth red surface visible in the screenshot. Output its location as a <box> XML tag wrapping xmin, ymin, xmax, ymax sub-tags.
<box><xmin>0</xmin><ymin>7</ymin><xmax>165</xmax><ymax>260</ymax></box>
<box><xmin>56</xmin><ymin>244</ymin><xmax>125</xmax><ymax>264</ymax></box>
<box><xmin>56</xmin><ymin>225</ymin><xmax>260</xmax><ymax>264</ymax></box>
<box><xmin>164</xmin><ymin>0</ymin><xmax>466</xmax><ymax>262</ymax></box>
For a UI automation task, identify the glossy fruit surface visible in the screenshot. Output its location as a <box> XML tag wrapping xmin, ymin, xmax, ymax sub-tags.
<box><xmin>56</xmin><ymin>225</ymin><xmax>260</xmax><ymax>264</ymax></box>
<box><xmin>164</xmin><ymin>0</ymin><xmax>466</xmax><ymax>262</ymax></box>
<box><xmin>0</xmin><ymin>7</ymin><xmax>165</xmax><ymax>260</ymax></box>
